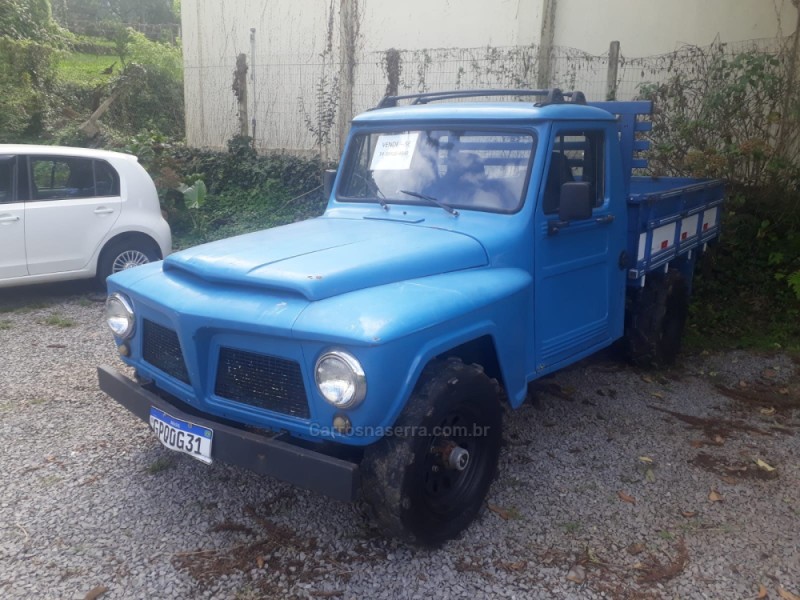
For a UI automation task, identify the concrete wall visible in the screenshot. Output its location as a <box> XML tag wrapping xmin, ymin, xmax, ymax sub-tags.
<box><xmin>554</xmin><ymin>0</ymin><xmax>797</xmax><ymax>56</ymax></box>
<box><xmin>181</xmin><ymin>0</ymin><xmax>798</xmax><ymax>153</ymax></box>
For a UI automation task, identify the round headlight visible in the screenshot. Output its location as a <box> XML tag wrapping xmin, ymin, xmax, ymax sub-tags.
<box><xmin>314</xmin><ymin>350</ymin><xmax>366</xmax><ymax>409</ymax></box>
<box><xmin>105</xmin><ymin>293</ymin><xmax>135</xmax><ymax>339</ymax></box>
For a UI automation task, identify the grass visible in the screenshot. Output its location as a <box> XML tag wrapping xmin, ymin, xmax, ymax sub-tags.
<box><xmin>0</xmin><ymin>320</ymin><xmax>11</xmax><ymax>330</ymax></box>
<box><xmin>57</xmin><ymin>51</ymin><xmax>117</xmax><ymax>88</ymax></box>
<box><xmin>42</xmin><ymin>314</ymin><xmax>75</xmax><ymax>328</ymax></box>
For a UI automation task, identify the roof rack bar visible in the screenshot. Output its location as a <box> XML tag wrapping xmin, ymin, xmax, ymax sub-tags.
<box><xmin>375</xmin><ymin>88</ymin><xmax>586</xmax><ymax>109</ymax></box>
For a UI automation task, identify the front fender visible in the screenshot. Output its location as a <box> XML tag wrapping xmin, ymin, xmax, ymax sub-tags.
<box><xmin>294</xmin><ymin>267</ymin><xmax>532</xmax><ymax>444</ymax></box>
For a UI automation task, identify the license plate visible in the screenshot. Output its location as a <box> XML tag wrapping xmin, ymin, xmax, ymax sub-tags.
<box><xmin>149</xmin><ymin>407</ymin><xmax>213</xmax><ymax>464</ymax></box>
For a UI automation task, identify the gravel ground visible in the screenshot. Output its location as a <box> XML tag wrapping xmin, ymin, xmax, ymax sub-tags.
<box><xmin>0</xmin><ymin>283</ymin><xmax>798</xmax><ymax>600</ymax></box>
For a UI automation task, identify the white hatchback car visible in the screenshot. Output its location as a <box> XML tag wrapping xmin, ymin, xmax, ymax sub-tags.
<box><xmin>0</xmin><ymin>145</ymin><xmax>171</xmax><ymax>288</ymax></box>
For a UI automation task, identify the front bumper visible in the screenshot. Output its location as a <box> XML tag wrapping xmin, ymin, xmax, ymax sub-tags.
<box><xmin>97</xmin><ymin>366</ymin><xmax>360</xmax><ymax>502</ymax></box>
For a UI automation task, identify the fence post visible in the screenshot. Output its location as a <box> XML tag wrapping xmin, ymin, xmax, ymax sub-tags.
<box><xmin>606</xmin><ymin>40</ymin><xmax>620</xmax><ymax>100</ymax></box>
<box><xmin>233</xmin><ymin>53</ymin><xmax>249</xmax><ymax>137</ymax></box>
<box><xmin>250</xmin><ymin>28</ymin><xmax>258</xmax><ymax>147</ymax></box>
<box><xmin>338</xmin><ymin>0</ymin><xmax>357</xmax><ymax>157</ymax></box>
<box><xmin>536</xmin><ymin>0</ymin><xmax>557</xmax><ymax>89</ymax></box>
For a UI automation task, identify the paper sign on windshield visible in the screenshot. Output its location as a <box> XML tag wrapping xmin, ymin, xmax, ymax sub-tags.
<box><xmin>370</xmin><ymin>132</ymin><xmax>419</xmax><ymax>170</ymax></box>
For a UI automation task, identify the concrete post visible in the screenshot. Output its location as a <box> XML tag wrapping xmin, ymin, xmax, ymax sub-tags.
<box><xmin>536</xmin><ymin>0</ymin><xmax>557</xmax><ymax>89</ymax></box>
<box><xmin>338</xmin><ymin>0</ymin><xmax>358</xmax><ymax>156</ymax></box>
<box><xmin>606</xmin><ymin>41</ymin><xmax>620</xmax><ymax>100</ymax></box>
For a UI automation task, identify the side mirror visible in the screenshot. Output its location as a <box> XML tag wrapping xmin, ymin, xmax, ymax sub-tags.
<box><xmin>323</xmin><ymin>169</ymin><xmax>337</xmax><ymax>199</ymax></box>
<box><xmin>558</xmin><ymin>182</ymin><xmax>592</xmax><ymax>222</ymax></box>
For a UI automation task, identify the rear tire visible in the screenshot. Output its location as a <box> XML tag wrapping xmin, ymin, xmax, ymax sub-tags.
<box><xmin>360</xmin><ymin>359</ymin><xmax>503</xmax><ymax>545</ymax></box>
<box><xmin>625</xmin><ymin>269</ymin><xmax>689</xmax><ymax>367</ymax></box>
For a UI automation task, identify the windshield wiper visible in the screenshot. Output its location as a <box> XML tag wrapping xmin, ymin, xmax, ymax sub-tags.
<box><xmin>398</xmin><ymin>189</ymin><xmax>459</xmax><ymax>217</ymax></box>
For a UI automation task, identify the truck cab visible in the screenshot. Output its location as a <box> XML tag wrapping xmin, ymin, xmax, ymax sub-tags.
<box><xmin>99</xmin><ymin>89</ymin><xmax>723</xmax><ymax>545</ymax></box>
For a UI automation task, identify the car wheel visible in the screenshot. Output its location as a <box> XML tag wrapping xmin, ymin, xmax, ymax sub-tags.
<box><xmin>97</xmin><ymin>239</ymin><xmax>160</xmax><ymax>284</ymax></box>
<box><xmin>360</xmin><ymin>358</ymin><xmax>503</xmax><ymax>545</ymax></box>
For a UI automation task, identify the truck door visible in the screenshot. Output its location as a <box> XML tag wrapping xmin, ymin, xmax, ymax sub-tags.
<box><xmin>0</xmin><ymin>156</ymin><xmax>28</xmax><ymax>281</ymax></box>
<box><xmin>533</xmin><ymin>125</ymin><xmax>625</xmax><ymax>373</ymax></box>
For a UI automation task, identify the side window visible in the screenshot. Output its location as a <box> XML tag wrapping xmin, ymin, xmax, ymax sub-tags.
<box><xmin>30</xmin><ymin>156</ymin><xmax>96</xmax><ymax>201</ymax></box>
<box><xmin>542</xmin><ymin>130</ymin><xmax>605</xmax><ymax>215</ymax></box>
<box><xmin>0</xmin><ymin>157</ymin><xmax>13</xmax><ymax>204</ymax></box>
<box><xmin>94</xmin><ymin>160</ymin><xmax>120</xmax><ymax>196</ymax></box>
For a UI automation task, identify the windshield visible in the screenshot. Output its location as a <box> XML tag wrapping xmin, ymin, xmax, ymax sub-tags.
<box><xmin>337</xmin><ymin>129</ymin><xmax>536</xmax><ymax>213</ymax></box>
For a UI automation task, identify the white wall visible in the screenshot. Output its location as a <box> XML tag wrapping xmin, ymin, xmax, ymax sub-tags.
<box><xmin>182</xmin><ymin>0</ymin><xmax>798</xmax><ymax>152</ymax></box>
<box><xmin>554</xmin><ymin>0</ymin><xmax>797</xmax><ymax>56</ymax></box>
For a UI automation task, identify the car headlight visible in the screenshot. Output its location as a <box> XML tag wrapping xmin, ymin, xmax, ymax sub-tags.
<box><xmin>314</xmin><ymin>350</ymin><xmax>366</xmax><ymax>409</ymax></box>
<box><xmin>105</xmin><ymin>293</ymin><xmax>135</xmax><ymax>339</ymax></box>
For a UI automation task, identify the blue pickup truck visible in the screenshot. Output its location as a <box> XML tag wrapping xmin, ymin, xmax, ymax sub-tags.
<box><xmin>99</xmin><ymin>89</ymin><xmax>724</xmax><ymax>545</ymax></box>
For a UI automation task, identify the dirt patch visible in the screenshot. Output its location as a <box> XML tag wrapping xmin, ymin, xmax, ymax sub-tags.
<box><xmin>636</xmin><ymin>538</ymin><xmax>690</xmax><ymax>585</ymax></box>
<box><xmin>648</xmin><ymin>405</ymin><xmax>771</xmax><ymax>439</ymax></box>
<box><xmin>173</xmin><ymin>502</ymin><xmax>388</xmax><ymax>597</ymax></box>
<box><xmin>688</xmin><ymin>451</ymin><xmax>779</xmax><ymax>482</ymax></box>
<box><xmin>716</xmin><ymin>383</ymin><xmax>800</xmax><ymax>413</ymax></box>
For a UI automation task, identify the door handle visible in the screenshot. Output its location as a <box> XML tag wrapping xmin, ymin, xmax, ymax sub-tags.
<box><xmin>595</xmin><ymin>214</ymin><xmax>615</xmax><ymax>225</ymax></box>
<box><xmin>0</xmin><ymin>215</ymin><xmax>20</xmax><ymax>223</ymax></box>
<box><xmin>94</xmin><ymin>207</ymin><xmax>115</xmax><ymax>215</ymax></box>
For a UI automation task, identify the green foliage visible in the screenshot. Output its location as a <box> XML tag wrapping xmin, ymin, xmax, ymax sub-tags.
<box><xmin>0</xmin><ymin>0</ymin><xmax>66</xmax><ymax>44</ymax></box>
<box><xmin>105</xmin><ymin>30</ymin><xmax>184</xmax><ymax>137</ymax></box>
<box><xmin>641</xmin><ymin>43</ymin><xmax>800</xmax><ymax>350</ymax></box>
<box><xmin>0</xmin><ymin>37</ymin><xmax>59</xmax><ymax>140</ymax></box>
<box><xmin>107</xmin><ymin>132</ymin><xmax>328</xmax><ymax>248</ymax></box>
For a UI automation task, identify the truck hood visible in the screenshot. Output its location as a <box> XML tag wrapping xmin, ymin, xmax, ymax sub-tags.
<box><xmin>163</xmin><ymin>217</ymin><xmax>488</xmax><ymax>301</ymax></box>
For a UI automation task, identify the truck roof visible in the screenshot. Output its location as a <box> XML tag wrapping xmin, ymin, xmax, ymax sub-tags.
<box><xmin>353</xmin><ymin>101</ymin><xmax>618</xmax><ymax>125</ymax></box>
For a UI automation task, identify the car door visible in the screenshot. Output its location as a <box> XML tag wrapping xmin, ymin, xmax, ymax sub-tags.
<box><xmin>533</xmin><ymin>125</ymin><xmax>625</xmax><ymax>373</ymax></box>
<box><xmin>24</xmin><ymin>155</ymin><xmax>121</xmax><ymax>275</ymax></box>
<box><xmin>0</xmin><ymin>155</ymin><xmax>28</xmax><ymax>280</ymax></box>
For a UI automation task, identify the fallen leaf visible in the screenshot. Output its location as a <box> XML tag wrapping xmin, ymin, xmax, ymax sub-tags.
<box><xmin>566</xmin><ymin>564</ymin><xmax>586</xmax><ymax>584</ymax></box>
<box><xmin>639</xmin><ymin>456</ymin><xmax>654</xmax><ymax>463</ymax></box>
<box><xmin>720</xmin><ymin>476</ymin><xmax>738</xmax><ymax>485</ymax></box>
<box><xmin>760</xmin><ymin>407</ymin><xmax>777</xmax><ymax>416</ymax></box>
<box><xmin>739</xmin><ymin>380</ymin><xmax>749</xmax><ymax>388</ymax></box>
<box><xmin>778</xmin><ymin>387</ymin><xmax>789</xmax><ymax>395</ymax></box>
<box><xmin>641</xmin><ymin>375</ymin><xmax>655</xmax><ymax>384</ymax></box>
<box><xmin>757</xmin><ymin>584</ymin><xmax>767</xmax><ymax>599</ymax></box>
<box><xmin>778</xmin><ymin>586</ymin><xmax>800</xmax><ymax>600</ymax></box>
<box><xmin>84</xmin><ymin>586</ymin><xmax>109</xmax><ymax>600</ymax></box>
<box><xmin>618</xmin><ymin>490</ymin><xmax>636</xmax><ymax>505</ymax></box>
<box><xmin>708</xmin><ymin>489</ymin><xmax>723</xmax><ymax>502</ymax></box>
<box><xmin>762</xmin><ymin>368</ymin><xmax>778</xmax><ymax>379</ymax></box>
<box><xmin>651</xmin><ymin>391</ymin><xmax>665</xmax><ymax>399</ymax></box>
<box><xmin>627</xmin><ymin>542</ymin><xmax>646</xmax><ymax>555</ymax></box>
<box><xmin>505</xmin><ymin>560</ymin><xmax>526</xmax><ymax>571</ymax></box>
<box><xmin>256</xmin><ymin>556</ymin><xmax>264</xmax><ymax>569</ymax></box>
<box><xmin>713</xmin><ymin>434</ymin><xmax>725</xmax><ymax>444</ymax></box>
<box><xmin>755</xmin><ymin>459</ymin><xmax>776</xmax><ymax>472</ymax></box>
<box><xmin>487</xmin><ymin>503</ymin><xmax>510</xmax><ymax>520</ymax></box>
<box><xmin>645</xmin><ymin>468</ymin><xmax>656</xmax><ymax>483</ymax></box>
<box><xmin>690</xmin><ymin>440</ymin><xmax>705</xmax><ymax>448</ymax></box>
<box><xmin>681</xmin><ymin>510</ymin><xmax>697</xmax><ymax>518</ymax></box>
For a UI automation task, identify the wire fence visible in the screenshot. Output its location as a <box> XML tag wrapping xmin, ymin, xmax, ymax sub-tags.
<box><xmin>183</xmin><ymin>37</ymin><xmax>789</xmax><ymax>156</ymax></box>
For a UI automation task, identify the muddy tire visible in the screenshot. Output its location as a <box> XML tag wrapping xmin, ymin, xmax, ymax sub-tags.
<box><xmin>360</xmin><ymin>359</ymin><xmax>503</xmax><ymax>545</ymax></box>
<box><xmin>626</xmin><ymin>269</ymin><xmax>689</xmax><ymax>368</ymax></box>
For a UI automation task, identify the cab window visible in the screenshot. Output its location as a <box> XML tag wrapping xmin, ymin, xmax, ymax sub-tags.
<box><xmin>542</xmin><ymin>131</ymin><xmax>605</xmax><ymax>215</ymax></box>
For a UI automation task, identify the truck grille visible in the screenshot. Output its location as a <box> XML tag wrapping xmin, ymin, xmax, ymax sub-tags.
<box><xmin>215</xmin><ymin>347</ymin><xmax>310</xmax><ymax>418</ymax></box>
<box><xmin>142</xmin><ymin>320</ymin><xmax>190</xmax><ymax>384</ymax></box>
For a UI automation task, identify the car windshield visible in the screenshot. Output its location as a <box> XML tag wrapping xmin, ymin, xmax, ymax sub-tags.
<box><xmin>337</xmin><ymin>129</ymin><xmax>536</xmax><ymax>213</ymax></box>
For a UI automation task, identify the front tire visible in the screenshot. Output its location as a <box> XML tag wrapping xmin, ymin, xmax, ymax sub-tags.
<box><xmin>360</xmin><ymin>359</ymin><xmax>503</xmax><ymax>545</ymax></box>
